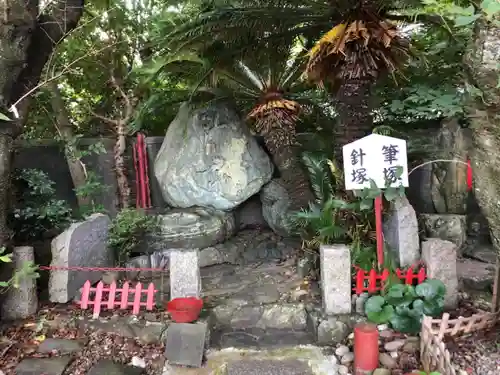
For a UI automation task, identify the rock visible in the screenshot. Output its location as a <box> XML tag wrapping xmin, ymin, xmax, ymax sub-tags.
<box><xmin>402</xmin><ymin>339</ymin><xmax>420</xmax><ymax>353</ymax></box>
<box><xmin>383</xmin><ymin>196</ymin><xmax>420</xmax><ymax>267</ymax></box>
<box><xmin>37</xmin><ymin>338</ymin><xmax>84</xmax><ymax>354</ymax></box>
<box><xmin>338</xmin><ymin>365</ymin><xmax>349</xmax><ymax>375</ymax></box>
<box><xmin>165</xmin><ymin>322</ymin><xmax>208</xmax><ymax>367</ymax></box>
<box><xmin>211</xmin><ymin>304</ymin><xmax>307</xmax><ymax>331</ymax></box>
<box><xmin>335</xmin><ymin>345</ymin><xmax>350</xmax><ymax>357</ymax></box>
<box><xmin>130</xmin><ymin>357</ymin><xmax>146</xmax><ymax>368</ymax></box>
<box><xmin>463</xmin><ymin>244</ymin><xmax>497</xmax><ymax>264</ymax></box>
<box><xmin>318</xmin><ymin>318</ymin><xmax>350</xmax><ymax>345</ymax></box>
<box><xmin>457</xmin><ymin>258</ymin><xmax>496</xmax><ymax>291</ymax></box>
<box><xmin>260</xmin><ymin>180</ymin><xmax>292</xmax><ymax>236</ymax></box>
<box><xmin>49</xmin><ymin>213</ymin><xmax>113</xmax><ymax>303</ymax></box>
<box><xmin>87</xmin><ymin>359</ymin><xmax>144</xmax><ymax>375</ymax></box>
<box><xmin>15</xmin><ymin>357</ymin><xmax>73</xmax><ymax>375</ymax></box>
<box><xmin>379</xmin><ymin>330</ymin><xmax>393</xmax><ymax>339</ymax></box>
<box><xmin>430</xmin><ymin>118</ymin><xmax>471</xmax><ymax>214</ymax></box>
<box><xmin>373</xmin><ymin>368</ymin><xmax>391</xmax><ymax>375</ymax></box>
<box><xmin>421</xmin><ymin>238</ymin><xmax>459</xmax><ymax>308</ymax></box>
<box><xmin>297</xmin><ymin>256</ymin><xmax>314</xmax><ymax>279</ymax></box>
<box><xmin>420</xmin><ymin>214</ymin><xmax>467</xmax><ymax>251</ymax></box>
<box><xmin>169</xmin><ymin>249</ymin><xmax>201</xmax><ymax>299</ymax></box>
<box><xmin>355</xmin><ymin>293</ymin><xmax>369</xmax><ymax>315</ymax></box>
<box><xmin>320</xmin><ymin>245</ymin><xmax>352</xmax><ymax>314</ymax></box>
<box><xmin>234</xmin><ymin>195</ymin><xmax>268</xmax><ymax>230</ymax></box>
<box><xmin>384</xmin><ymin>339</ymin><xmax>405</xmax><ymax>352</ymax></box>
<box><xmin>147</xmin><ymin>208</ymin><xmax>236</xmax><ymax>252</ymax></box>
<box><xmin>154</xmin><ymin>102</ymin><xmax>273</xmax><ymax>210</ymax></box>
<box><xmin>379</xmin><ymin>352</ymin><xmax>398</xmax><ymax>369</ymax></box>
<box><xmin>340</xmin><ymin>352</ymin><xmax>354</xmax><ymax>364</ymax></box>
<box><xmin>1</xmin><ymin>246</ymin><xmax>37</xmax><ymax>319</ymax></box>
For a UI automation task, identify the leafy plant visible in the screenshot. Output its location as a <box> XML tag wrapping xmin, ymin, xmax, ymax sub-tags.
<box><xmin>10</xmin><ymin>169</ymin><xmax>73</xmax><ymax>242</ymax></box>
<box><xmin>74</xmin><ymin>170</ymin><xmax>109</xmax><ymax>217</ymax></box>
<box><xmin>0</xmin><ymin>247</ymin><xmax>40</xmax><ymax>290</ymax></box>
<box><xmin>364</xmin><ymin>279</ymin><xmax>446</xmax><ymax>334</ymax></box>
<box><xmin>107</xmin><ymin>208</ymin><xmax>160</xmax><ymax>266</ymax></box>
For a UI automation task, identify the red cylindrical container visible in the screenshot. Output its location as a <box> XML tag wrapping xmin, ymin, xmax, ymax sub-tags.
<box><xmin>354</xmin><ymin>323</ymin><xmax>379</xmax><ymax>375</ymax></box>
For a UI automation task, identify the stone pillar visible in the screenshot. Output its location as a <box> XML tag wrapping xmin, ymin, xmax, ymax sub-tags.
<box><xmin>421</xmin><ymin>238</ymin><xmax>458</xmax><ymax>309</ymax></box>
<box><xmin>169</xmin><ymin>249</ymin><xmax>201</xmax><ymax>300</ymax></box>
<box><xmin>383</xmin><ymin>196</ymin><xmax>420</xmax><ymax>267</ymax></box>
<box><xmin>1</xmin><ymin>246</ymin><xmax>38</xmax><ymax>319</ymax></box>
<box><xmin>320</xmin><ymin>244</ymin><xmax>351</xmax><ymax>315</ymax></box>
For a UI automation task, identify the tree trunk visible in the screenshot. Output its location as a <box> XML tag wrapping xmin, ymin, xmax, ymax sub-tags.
<box><xmin>115</xmin><ymin>122</ymin><xmax>130</xmax><ymax>209</ymax></box>
<box><xmin>464</xmin><ymin>19</ymin><xmax>500</xmax><ymax>311</ymax></box>
<box><xmin>333</xmin><ymin>78</ymin><xmax>374</xmax><ymax>162</ymax></box>
<box><xmin>264</xmin><ymin>133</ymin><xmax>314</xmax><ymax>211</ymax></box>
<box><xmin>0</xmin><ymin>0</ymin><xmax>84</xmax><ymax>247</ymax></box>
<box><xmin>0</xmin><ymin>130</ymin><xmax>13</xmax><ymax>249</ymax></box>
<box><xmin>48</xmin><ymin>81</ymin><xmax>90</xmax><ymax>208</ymax></box>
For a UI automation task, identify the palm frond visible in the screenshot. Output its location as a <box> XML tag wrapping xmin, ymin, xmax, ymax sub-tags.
<box><xmin>301</xmin><ymin>151</ymin><xmax>335</xmax><ymax>204</ymax></box>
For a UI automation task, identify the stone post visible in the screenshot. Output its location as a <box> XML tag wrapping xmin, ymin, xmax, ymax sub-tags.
<box><xmin>169</xmin><ymin>249</ymin><xmax>201</xmax><ymax>300</ymax></box>
<box><xmin>320</xmin><ymin>244</ymin><xmax>351</xmax><ymax>315</ymax></box>
<box><xmin>421</xmin><ymin>238</ymin><xmax>458</xmax><ymax>309</ymax></box>
<box><xmin>1</xmin><ymin>246</ymin><xmax>38</xmax><ymax>319</ymax></box>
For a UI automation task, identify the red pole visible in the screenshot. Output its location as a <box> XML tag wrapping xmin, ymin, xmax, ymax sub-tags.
<box><xmin>354</xmin><ymin>323</ymin><xmax>379</xmax><ymax>375</ymax></box>
<box><xmin>375</xmin><ymin>194</ymin><xmax>384</xmax><ymax>266</ymax></box>
<box><xmin>132</xmin><ymin>140</ymin><xmax>140</xmax><ymax>209</ymax></box>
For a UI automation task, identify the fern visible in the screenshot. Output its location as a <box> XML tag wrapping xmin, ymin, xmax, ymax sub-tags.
<box><xmin>301</xmin><ymin>151</ymin><xmax>334</xmax><ymax>205</ymax></box>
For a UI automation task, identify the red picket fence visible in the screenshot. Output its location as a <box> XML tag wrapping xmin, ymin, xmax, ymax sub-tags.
<box><xmin>79</xmin><ymin>280</ymin><xmax>157</xmax><ymax>318</ymax></box>
<box><xmin>352</xmin><ymin>266</ymin><xmax>426</xmax><ymax>294</ymax></box>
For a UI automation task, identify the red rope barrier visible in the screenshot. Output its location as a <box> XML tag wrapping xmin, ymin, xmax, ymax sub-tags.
<box><xmin>39</xmin><ymin>266</ymin><xmax>167</xmax><ymax>272</ymax></box>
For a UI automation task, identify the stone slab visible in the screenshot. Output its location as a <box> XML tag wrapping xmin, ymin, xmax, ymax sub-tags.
<box><xmin>15</xmin><ymin>357</ymin><xmax>72</xmax><ymax>375</ymax></box>
<box><xmin>169</xmin><ymin>249</ymin><xmax>201</xmax><ymax>299</ymax></box>
<box><xmin>320</xmin><ymin>245</ymin><xmax>351</xmax><ymax>315</ymax></box>
<box><xmin>420</xmin><ymin>214</ymin><xmax>467</xmax><ymax>251</ymax></box>
<box><xmin>49</xmin><ymin>213</ymin><xmax>113</xmax><ymax>303</ymax></box>
<box><xmin>383</xmin><ymin>196</ymin><xmax>420</xmax><ymax>267</ymax></box>
<box><xmin>165</xmin><ymin>322</ymin><xmax>208</xmax><ymax>367</ymax></box>
<box><xmin>37</xmin><ymin>338</ymin><xmax>84</xmax><ymax>354</ymax></box>
<box><xmin>226</xmin><ymin>359</ymin><xmax>314</xmax><ymax>375</ymax></box>
<box><xmin>421</xmin><ymin>238</ymin><xmax>458</xmax><ymax>308</ymax></box>
<box><xmin>87</xmin><ymin>359</ymin><xmax>144</xmax><ymax>375</ymax></box>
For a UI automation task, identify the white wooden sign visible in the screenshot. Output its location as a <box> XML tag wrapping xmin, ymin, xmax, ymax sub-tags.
<box><xmin>342</xmin><ymin>134</ymin><xmax>409</xmax><ymax>191</ymax></box>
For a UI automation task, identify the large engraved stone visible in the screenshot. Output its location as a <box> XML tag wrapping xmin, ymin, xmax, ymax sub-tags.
<box><xmin>49</xmin><ymin>214</ymin><xmax>113</xmax><ymax>303</ymax></box>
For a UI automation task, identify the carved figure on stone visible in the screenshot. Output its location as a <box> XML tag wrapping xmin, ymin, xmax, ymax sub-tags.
<box><xmin>430</xmin><ymin>118</ymin><xmax>471</xmax><ymax>214</ymax></box>
<box><xmin>154</xmin><ymin>102</ymin><xmax>274</xmax><ymax>211</ymax></box>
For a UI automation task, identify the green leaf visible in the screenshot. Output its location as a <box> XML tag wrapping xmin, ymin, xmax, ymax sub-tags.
<box><xmin>360</xmin><ymin>199</ymin><xmax>373</xmax><ymax>211</ymax></box>
<box><xmin>454</xmin><ymin>14</ymin><xmax>480</xmax><ymax>26</ymax></box>
<box><xmin>365</xmin><ymin>296</ymin><xmax>394</xmax><ymax>324</ymax></box>
<box><xmin>0</xmin><ymin>112</ymin><xmax>11</xmax><ymax>121</ymax></box>
<box><xmin>423</xmin><ymin>298</ymin><xmax>444</xmax><ymax>316</ymax></box>
<box><xmin>0</xmin><ymin>255</ymin><xmax>12</xmax><ymax>263</ymax></box>
<box><xmin>481</xmin><ymin>0</ymin><xmax>500</xmax><ymax>18</ymax></box>
<box><xmin>416</xmin><ymin>279</ymin><xmax>446</xmax><ymax>300</ymax></box>
<box><xmin>384</xmin><ymin>187</ymin><xmax>398</xmax><ymax>202</ymax></box>
<box><xmin>0</xmin><ymin>281</ymin><xmax>9</xmax><ymax>287</ymax></box>
<box><xmin>389</xmin><ymin>312</ymin><xmax>421</xmax><ymax>334</ymax></box>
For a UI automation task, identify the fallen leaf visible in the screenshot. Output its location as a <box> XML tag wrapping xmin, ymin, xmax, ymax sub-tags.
<box><xmin>34</xmin><ymin>335</ymin><xmax>46</xmax><ymax>342</ymax></box>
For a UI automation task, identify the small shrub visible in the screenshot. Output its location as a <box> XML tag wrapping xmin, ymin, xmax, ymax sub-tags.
<box><xmin>108</xmin><ymin>208</ymin><xmax>160</xmax><ymax>266</ymax></box>
<box><xmin>0</xmin><ymin>247</ymin><xmax>39</xmax><ymax>290</ymax></box>
<box><xmin>10</xmin><ymin>168</ymin><xmax>72</xmax><ymax>242</ymax></box>
<box><xmin>364</xmin><ymin>278</ymin><xmax>446</xmax><ymax>334</ymax></box>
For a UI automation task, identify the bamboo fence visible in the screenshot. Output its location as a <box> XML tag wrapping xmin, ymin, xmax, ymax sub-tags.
<box><xmin>420</xmin><ymin>311</ymin><xmax>500</xmax><ymax>375</ymax></box>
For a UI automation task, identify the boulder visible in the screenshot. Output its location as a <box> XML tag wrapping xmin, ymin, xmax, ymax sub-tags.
<box><xmin>260</xmin><ymin>180</ymin><xmax>292</xmax><ymax>236</ymax></box>
<box><xmin>154</xmin><ymin>103</ymin><xmax>274</xmax><ymax>210</ymax></box>
<box><xmin>148</xmin><ymin>207</ymin><xmax>236</xmax><ymax>252</ymax></box>
<box><xmin>420</xmin><ymin>214</ymin><xmax>467</xmax><ymax>251</ymax></box>
<box><xmin>430</xmin><ymin>118</ymin><xmax>471</xmax><ymax>214</ymax></box>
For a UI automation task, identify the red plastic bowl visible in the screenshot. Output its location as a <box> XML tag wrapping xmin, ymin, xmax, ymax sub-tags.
<box><xmin>167</xmin><ymin>297</ymin><xmax>203</xmax><ymax>323</ymax></box>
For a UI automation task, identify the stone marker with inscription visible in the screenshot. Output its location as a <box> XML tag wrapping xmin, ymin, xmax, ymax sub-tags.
<box><xmin>49</xmin><ymin>213</ymin><xmax>113</xmax><ymax>303</ymax></box>
<box><xmin>165</xmin><ymin>322</ymin><xmax>208</xmax><ymax>367</ymax></box>
<box><xmin>169</xmin><ymin>249</ymin><xmax>201</xmax><ymax>300</ymax></box>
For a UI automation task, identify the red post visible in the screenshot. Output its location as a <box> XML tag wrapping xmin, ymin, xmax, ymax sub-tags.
<box><xmin>375</xmin><ymin>195</ymin><xmax>384</xmax><ymax>266</ymax></box>
<box><xmin>354</xmin><ymin>323</ymin><xmax>379</xmax><ymax>375</ymax></box>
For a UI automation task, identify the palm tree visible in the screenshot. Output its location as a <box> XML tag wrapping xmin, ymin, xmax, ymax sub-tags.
<box><xmin>149</xmin><ymin>39</ymin><xmax>316</xmax><ymax>211</ymax></box>
<box><xmin>160</xmin><ymin>0</ymin><xmax>412</xmax><ymax>160</ymax></box>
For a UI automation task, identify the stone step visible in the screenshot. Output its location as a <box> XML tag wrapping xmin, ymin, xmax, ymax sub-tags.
<box><xmin>225</xmin><ymin>359</ymin><xmax>314</xmax><ymax>375</ymax></box>
<box><xmin>210</xmin><ymin>303</ymin><xmax>308</xmax><ymax>332</ymax></box>
<box><xmin>211</xmin><ymin>328</ymin><xmax>315</xmax><ymax>349</ymax></box>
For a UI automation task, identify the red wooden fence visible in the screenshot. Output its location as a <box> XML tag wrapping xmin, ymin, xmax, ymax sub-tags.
<box><xmin>79</xmin><ymin>281</ymin><xmax>157</xmax><ymax>318</ymax></box>
<box><xmin>353</xmin><ymin>266</ymin><xmax>426</xmax><ymax>294</ymax></box>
